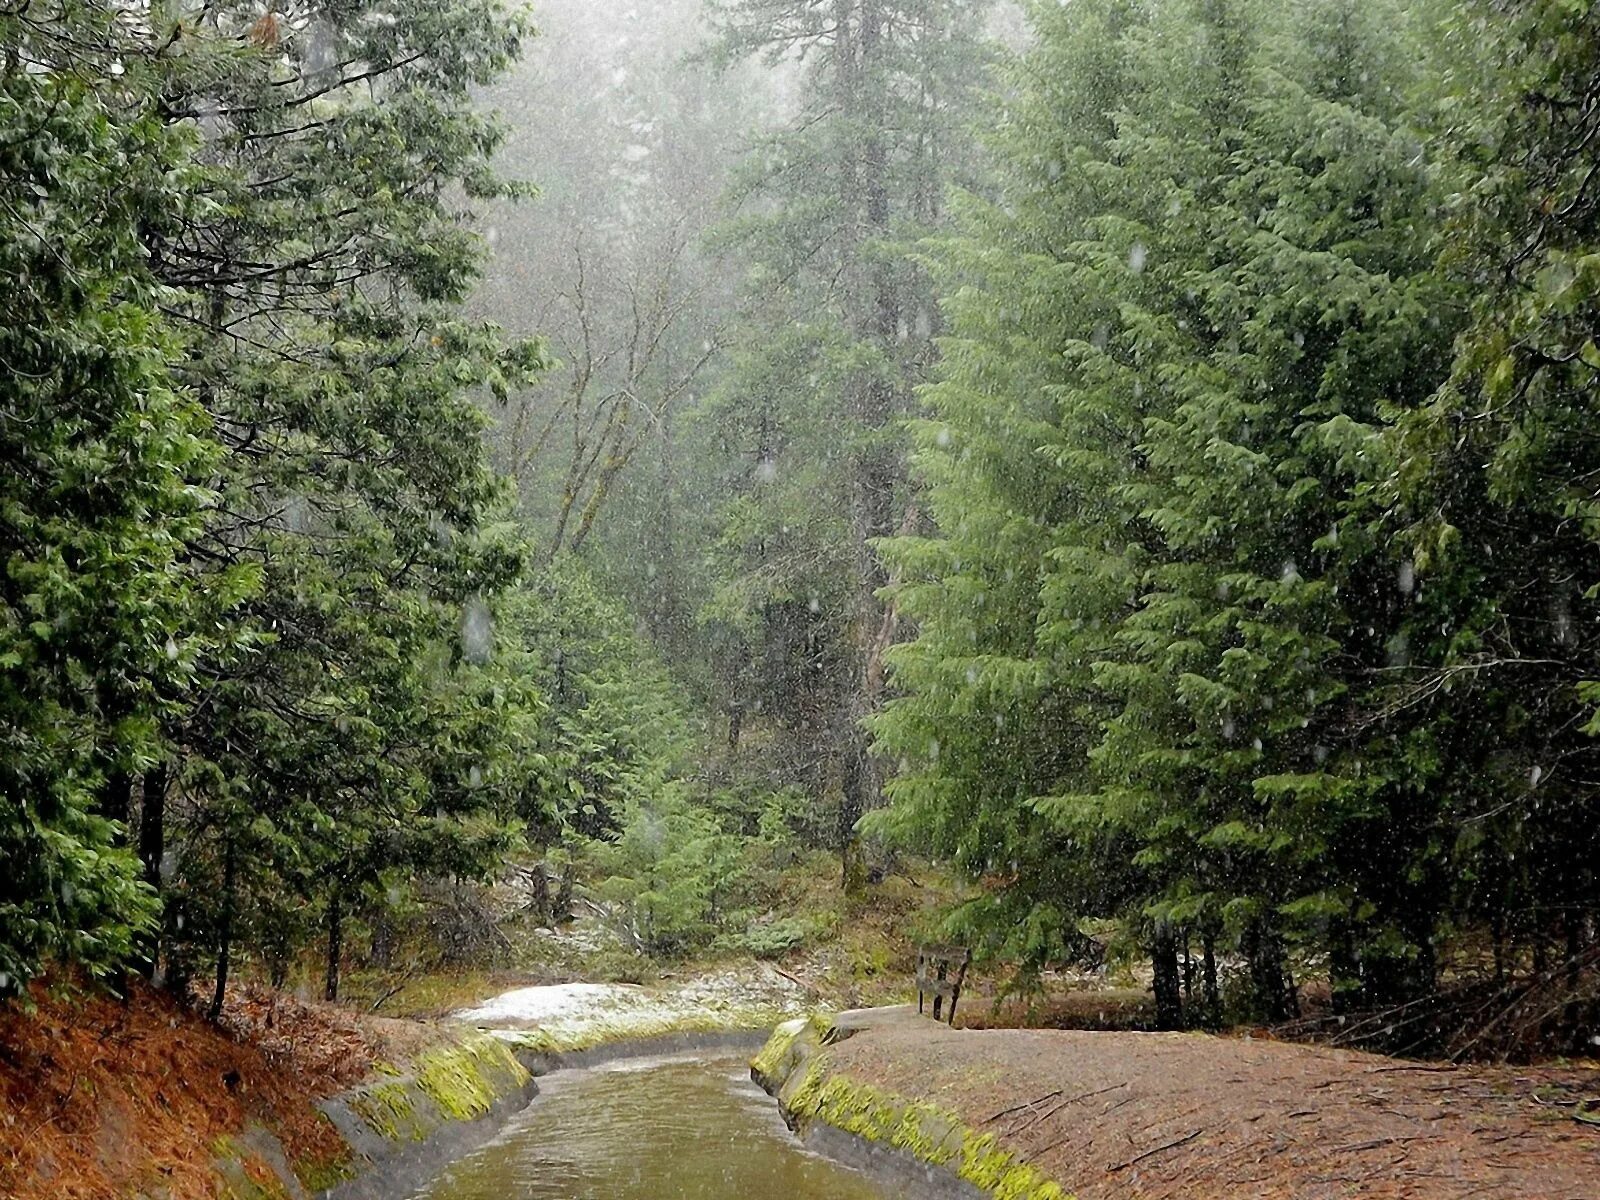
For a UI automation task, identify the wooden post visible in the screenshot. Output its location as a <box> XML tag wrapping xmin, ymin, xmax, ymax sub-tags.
<box><xmin>914</xmin><ymin>944</ymin><xmax>971</xmax><ymax>1026</ymax></box>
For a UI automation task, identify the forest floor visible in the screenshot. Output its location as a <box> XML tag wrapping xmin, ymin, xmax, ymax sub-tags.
<box><xmin>819</xmin><ymin>1014</ymin><xmax>1600</xmax><ymax>1200</ymax></box>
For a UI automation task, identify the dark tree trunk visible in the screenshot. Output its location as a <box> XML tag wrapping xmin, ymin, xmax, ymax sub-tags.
<box><xmin>529</xmin><ymin>862</ymin><xmax>551</xmax><ymax>925</ymax></box>
<box><xmin>1201</xmin><ymin>927</ymin><xmax>1221</xmax><ymax>1024</ymax></box>
<box><xmin>370</xmin><ymin>907</ymin><xmax>395</xmax><ymax>970</ymax></box>
<box><xmin>138</xmin><ymin>762</ymin><xmax>168</xmax><ymax>889</ymax></box>
<box><xmin>1151</xmin><ymin>921</ymin><xmax>1184</xmax><ymax>1030</ymax></box>
<box><xmin>727</xmin><ymin>706</ymin><xmax>743</xmax><ymax>752</ymax></box>
<box><xmin>101</xmin><ymin>769</ymin><xmax>133</xmax><ymax>838</ymax></box>
<box><xmin>1491</xmin><ymin>908</ymin><xmax>1507</xmax><ymax>983</ymax></box>
<box><xmin>136</xmin><ymin>762</ymin><xmax>169</xmax><ymax>980</ymax></box>
<box><xmin>555</xmin><ymin>860</ymin><xmax>574</xmax><ymax>921</ymax></box>
<box><xmin>1242</xmin><ymin>917</ymin><xmax>1292</xmax><ymax>1022</ymax></box>
<box><xmin>208</xmin><ymin>839</ymin><xmax>237</xmax><ymax>1022</ymax></box>
<box><xmin>1329</xmin><ymin>921</ymin><xmax>1360</xmax><ymax>1015</ymax></box>
<box><xmin>1564</xmin><ymin>911</ymin><xmax>1583</xmax><ymax>1047</ymax></box>
<box><xmin>839</xmin><ymin>736</ymin><xmax>869</xmax><ymax>892</ymax></box>
<box><xmin>325</xmin><ymin>890</ymin><xmax>343</xmax><ymax>1002</ymax></box>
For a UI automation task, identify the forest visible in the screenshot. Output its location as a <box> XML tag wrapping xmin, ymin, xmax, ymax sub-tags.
<box><xmin>3</xmin><ymin>0</ymin><xmax>1599</xmax><ymax>1064</ymax></box>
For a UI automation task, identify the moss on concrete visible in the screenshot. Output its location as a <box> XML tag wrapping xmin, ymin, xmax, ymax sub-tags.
<box><xmin>344</xmin><ymin>1032</ymin><xmax>529</xmax><ymax>1144</ymax></box>
<box><xmin>753</xmin><ymin>1017</ymin><xmax>1071</xmax><ymax>1200</ymax></box>
<box><xmin>413</xmin><ymin>1034</ymin><xmax>530</xmax><ymax>1122</ymax></box>
<box><xmin>293</xmin><ymin>1150</ymin><xmax>358</xmax><ymax>1194</ymax></box>
<box><xmin>750</xmin><ymin>1012</ymin><xmax>832</xmax><ymax>1092</ymax></box>
<box><xmin>350</xmin><ymin>1078</ymin><xmax>426</xmax><ymax>1141</ymax></box>
<box><xmin>212</xmin><ymin>1135</ymin><xmax>297</xmax><ymax>1200</ymax></box>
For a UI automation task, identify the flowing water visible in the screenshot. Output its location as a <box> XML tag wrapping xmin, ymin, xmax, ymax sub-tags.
<box><xmin>410</xmin><ymin>1051</ymin><xmax>897</xmax><ymax>1200</ymax></box>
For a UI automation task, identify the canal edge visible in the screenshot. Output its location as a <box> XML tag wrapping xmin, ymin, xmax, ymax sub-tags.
<box><xmin>752</xmin><ymin>1013</ymin><xmax>1072</xmax><ymax>1200</ymax></box>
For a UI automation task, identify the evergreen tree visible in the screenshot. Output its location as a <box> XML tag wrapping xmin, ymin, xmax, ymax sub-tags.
<box><xmin>875</xmin><ymin>0</ymin><xmax>1459</xmax><ymax>1021</ymax></box>
<box><xmin>704</xmin><ymin>0</ymin><xmax>992</xmax><ymax>881</ymax></box>
<box><xmin>126</xmin><ymin>0</ymin><xmax>554</xmax><ymax>1001</ymax></box>
<box><xmin>0</xmin><ymin>0</ymin><xmax>216</xmax><ymax>995</ymax></box>
<box><xmin>1387</xmin><ymin>0</ymin><xmax>1600</xmax><ymax>994</ymax></box>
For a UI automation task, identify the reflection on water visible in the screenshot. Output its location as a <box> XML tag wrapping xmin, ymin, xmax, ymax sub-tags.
<box><xmin>411</xmin><ymin>1052</ymin><xmax>895</xmax><ymax>1200</ymax></box>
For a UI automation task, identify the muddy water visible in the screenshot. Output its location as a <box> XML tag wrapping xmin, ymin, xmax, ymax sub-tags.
<box><xmin>410</xmin><ymin>1051</ymin><xmax>898</xmax><ymax>1200</ymax></box>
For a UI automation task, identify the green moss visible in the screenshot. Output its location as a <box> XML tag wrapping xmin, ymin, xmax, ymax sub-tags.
<box><xmin>210</xmin><ymin>1136</ymin><xmax>294</xmax><ymax>1200</ymax></box>
<box><xmin>413</xmin><ymin>1034</ymin><xmax>530</xmax><ymax>1121</ymax></box>
<box><xmin>350</xmin><ymin>1078</ymin><xmax>426</xmax><ymax>1141</ymax></box>
<box><xmin>347</xmin><ymin>1033</ymin><xmax>529</xmax><ymax>1141</ymax></box>
<box><xmin>293</xmin><ymin>1148</ymin><xmax>359</xmax><ymax>1193</ymax></box>
<box><xmin>753</xmin><ymin>1016</ymin><xmax>1070</xmax><ymax>1200</ymax></box>
<box><xmin>745</xmin><ymin>1017</ymin><xmax>825</xmax><ymax>1088</ymax></box>
<box><xmin>791</xmin><ymin>1067</ymin><xmax>1070</xmax><ymax>1200</ymax></box>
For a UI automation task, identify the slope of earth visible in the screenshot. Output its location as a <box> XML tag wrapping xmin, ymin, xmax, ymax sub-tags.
<box><xmin>818</xmin><ymin>1016</ymin><xmax>1600</xmax><ymax>1200</ymax></box>
<box><xmin>0</xmin><ymin>980</ymin><xmax>435</xmax><ymax>1200</ymax></box>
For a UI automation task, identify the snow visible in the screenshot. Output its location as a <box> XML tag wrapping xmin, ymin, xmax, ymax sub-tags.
<box><xmin>457</xmin><ymin>981</ymin><xmax>651</xmax><ymax>1026</ymax></box>
<box><xmin>454</xmin><ymin>967</ymin><xmax>810</xmax><ymax>1037</ymax></box>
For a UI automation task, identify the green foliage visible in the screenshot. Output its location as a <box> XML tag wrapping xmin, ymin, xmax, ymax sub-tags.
<box><xmin>134</xmin><ymin>0</ymin><xmax>558</xmax><ymax>998</ymax></box>
<box><xmin>691</xmin><ymin>1</ymin><xmax>996</xmax><ymax>844</ymax></box>
<box><xmin>0</xmin><ymin>2</ymin><xmax>213</xmax><ymax>994</ymax></box>
<box><xmin>1380</xmin><ymin>0</ymin><xmax>1600</xmax><ymax>975</ymax></box>
<box><xmin>0</xmin><ymin>0</ymin><xmax>557</xmax><ymax>999</ymax></box>
<box><xmin>871</xmin><ymin>0</ymin><xmax>1483</xmax><ymax>1019</ymax></box>
<box><xmin>503</xmin><ymin>560</ymin><xmax>694</xmax><ymax>840</ymax></box>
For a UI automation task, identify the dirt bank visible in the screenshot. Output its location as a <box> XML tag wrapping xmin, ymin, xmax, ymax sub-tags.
<box><xmin>0</xmin><ymin>976</ymin><xmax>787</xmax><ymax>1200</ymax></box>
<box><xmin>0</xmin><ymin>981</ymin><xmax>527</xmax><ymax>1200</ymax></box>
<box><xmin>758</xmin><ymin>1008</ymin><xmax>1600</xmax><ymax>1200</ymax></box>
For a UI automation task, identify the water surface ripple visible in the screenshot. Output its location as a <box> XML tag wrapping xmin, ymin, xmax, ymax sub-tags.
<box><xmin>411</xmin><ymin>1051</ymin><xmax>896</xmax><ymax>1200</ymax></box>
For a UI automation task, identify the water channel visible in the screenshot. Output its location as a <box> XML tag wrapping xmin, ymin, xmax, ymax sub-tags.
<box><xmin>410</xmin><ymin>1051</ymin><xmax>901</xmax><ymax>1200</ymax></box>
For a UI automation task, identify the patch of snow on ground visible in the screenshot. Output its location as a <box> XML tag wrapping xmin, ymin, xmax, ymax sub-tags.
<box><xmin>454</xmin><ymin>966</ymin><xmax>811</xmax><ymax>1038</ymax></box>
<box><xmin>455</xmin><ymin>981</ymin><xmax>651</xmax><ymax>1026</ymax></box>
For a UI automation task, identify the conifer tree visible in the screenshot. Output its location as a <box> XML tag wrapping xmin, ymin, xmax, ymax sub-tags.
<box><xmin>875</xmin><ymin>0</ymin><xmax>1459</xmax><ymax>1021</ymax></box>
<box><xmin>705</xmin><ymin>0</ymin><xmax>991</xmax><ymax>880</ymax></box>
<box><xmin>0</xmin><ymin>0</ymin><xmax>214</xmax><ymax>995</ymax></box>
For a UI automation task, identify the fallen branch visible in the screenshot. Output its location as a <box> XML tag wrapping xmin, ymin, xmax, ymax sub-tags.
<box><xmin>985</xmin><ymin>1089</ymin><xmax>1063</xmax><ymax>1125</ymax></box>
<box><xmin>1009</xmin><ymin>1083</ymin><xmax>1129</xmax><ymax>1134</ymax></box>
<box><xmin>1108</xmin><ymin>1128</ymin><xmax>1204</xmax><ymax>1172</ymax></box>
<box><xmin>368</xmin><ymin>967</ymin><xmax>418</xmax><ymax>1015</ymax></box>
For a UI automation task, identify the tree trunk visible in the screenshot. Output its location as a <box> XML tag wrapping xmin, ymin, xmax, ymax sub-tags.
<box><xmin>208</xmin><ymin>839</ymin><xmax>237</xmax><ymax>1022</ymax></box>
<box><xmin>1151</xmin><ymin>921</ymin><xmax>1184</xmax><ymax>1030</ymax></box>
<box><xmin>1201</xmin><ymin>927</ymin><xmax>1221</xmax><ymax>1024</ymax></box>
<box><xmin>529</xmin><ymin>862</ymin><xmax>551</xmax><ymax>925</ymax></box>
<box><xmin>1329</xmin><ymin>920</ymin><xmax>1359</xmax><ymax>1015</ymax></box>
<box><xmin>325</xmin><ymin>890</ymin><xmax>344</xmax><ymax>1002</ymax></box>
<box><xmin>1181</xmin><ymin>927</ymin><xmax>1194</xmax><ymax>1003</ymax></box>
<box><xmin>370</xmin><ymin>907</ymin><xmax>395</xmax><ymax>970</ymax></box>
<box><xmin>138</xmin><ymin>762</ymin><xmax>168</xmax><ymax>889</ymax></box>
<box><xmin>101</xmin><ymin>769</ymin><xmax>133</xmax><ymax>839</ymax></box>
<box><xmin>839</xmin><ymin>733</ymin><xmax>869</xmax><ymax>892</ymax></box>
<box><xmin>1242</xmin><ymin>917</ymin><xmax>1292</xmax><ymax>1022</ymax></box>
<box><xmin>1564</xmin><ymin>910</ymin><xmax>1583</xmax><ymax>1048</ymax></box>
<box><xmin>555</xmin><ymin>860</ymin><xmax>574</xmax><ymax>921</ymax></box>
<box><xmin>136</xmin><ymin>762</ymin><xmax>169</xmax><ymax>979</ymax></box>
